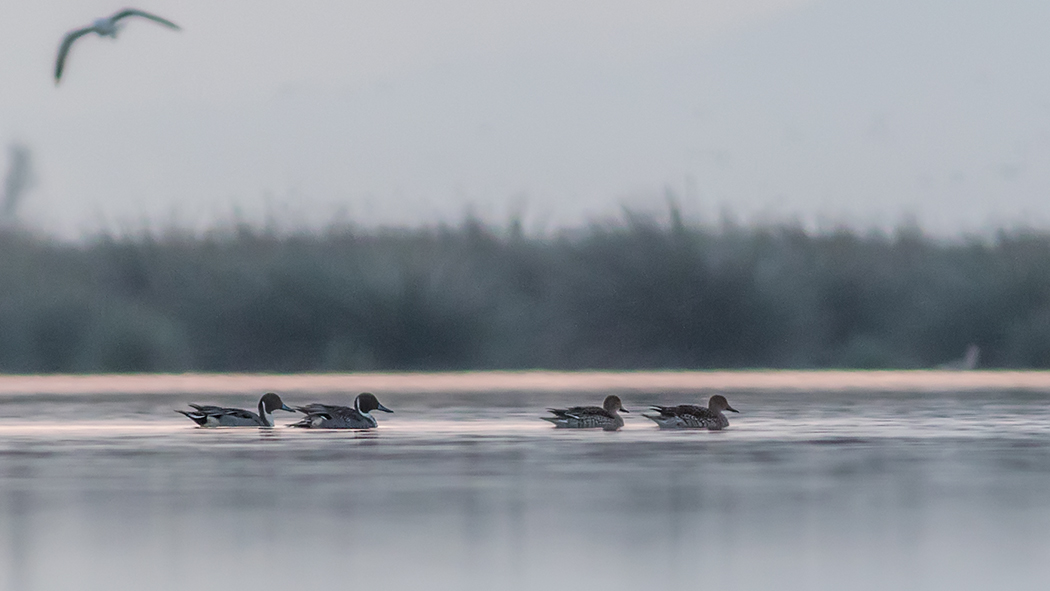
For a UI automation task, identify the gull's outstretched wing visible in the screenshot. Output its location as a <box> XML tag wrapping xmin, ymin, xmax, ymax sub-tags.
<box><xmin>55</xmin><ymin>27</ymin><xmax>96</xmax><ymax>82</ymax></box>
<box><xmin>111</xmin><ymin>9</ymin><xmax>181</xmax><ymax>30</ymax></box>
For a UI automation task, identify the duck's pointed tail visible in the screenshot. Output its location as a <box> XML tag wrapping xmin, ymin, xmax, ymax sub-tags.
<box><xmin>174</xmin><ymin>409</ymin><xmax>208</xmax><ymax>427</ymax></box>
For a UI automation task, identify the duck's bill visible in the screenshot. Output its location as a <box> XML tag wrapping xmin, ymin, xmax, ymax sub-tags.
<box><xmin>281</xmin><ymin>404</ymin><xmax>295</xmax><ymax>412</ymax></box>
<box><xmin>621</xmin><ymin>408</ymin><xmax>630</xmax><ymax>413</ymax></box>
<box><xmin>377</xmin><ymin>404</ymin><xmax>394</xmax><ymax>413</ymax></box>
<box><xmin>726</xmin><ymin>406</ymin><xmax>740</xmax><ymax>413</ymax></box>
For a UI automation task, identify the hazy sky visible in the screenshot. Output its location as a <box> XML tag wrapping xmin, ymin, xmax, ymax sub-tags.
<box><xmin>2</xmin><ymin>0</ymin><xmax>1049</xmax><ymax>237</ymax></box>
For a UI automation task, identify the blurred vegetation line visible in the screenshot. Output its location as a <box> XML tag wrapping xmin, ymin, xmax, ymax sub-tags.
<box><xmin>1</xmin><ymin>144</ymin><xmax>33</xmax><ymax>225</ymax></box>
<box><xmin>0</xmin><ymin>212</ymin><xmax>1048</xmax><ymax>373</ymax></box>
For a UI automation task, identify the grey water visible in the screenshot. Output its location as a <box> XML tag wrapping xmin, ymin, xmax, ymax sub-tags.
<box><xmin>2</xmin><ymin>386</ymin><xmax>1050</xmax><ymax>590</ymax></box>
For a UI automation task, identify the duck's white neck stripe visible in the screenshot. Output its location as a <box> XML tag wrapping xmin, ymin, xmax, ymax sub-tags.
<box><xmin>258</xmin><ymin>400</ymin><xmax>273</xmax><ymax>426</ymax></box>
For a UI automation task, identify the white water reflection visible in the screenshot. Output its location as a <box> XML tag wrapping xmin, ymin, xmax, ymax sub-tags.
<box><xmin>1</xmin><ymin>385</ymin><xmax>1050</xmax><ymax>590</ymax></box>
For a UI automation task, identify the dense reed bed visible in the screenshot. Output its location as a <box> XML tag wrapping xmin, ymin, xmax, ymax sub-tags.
<box><xmin>2</xmin><ymin>215</ymin><xmax>1049</xmax><ymax>372</ymax></box>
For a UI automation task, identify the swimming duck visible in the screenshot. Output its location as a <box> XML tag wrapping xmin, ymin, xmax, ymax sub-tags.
<box><xmin>55</xmin><ymin>8</ymin><xmax>181</xmax><ymax>83</ymax></box>
<box><xmin>289</xmin><ymin>393</ymin><xmax>393</xmax><ymax>429</ymax></box>
<box><xmin>542</xmin><ymin>395</ymin><xmax>629</xmax><ymax>430</ymax></box>
<box><xmin>643</xmin><ymin>394</ymin><xmax>739</xmax><ymax>430</ymax></box>
<box><xmin>176</xmin><ymin>392</ymin><xmax>295</xmax><ymax>427</ymax></box>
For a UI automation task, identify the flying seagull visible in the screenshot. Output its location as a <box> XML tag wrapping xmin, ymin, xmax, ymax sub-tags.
<box><xmin>55</xmin><ymin>8</ymin><xmax>181</xmax><ymax>83</ymax></box>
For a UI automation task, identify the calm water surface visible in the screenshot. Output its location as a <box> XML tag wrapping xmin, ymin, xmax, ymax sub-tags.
<box><xmin>2</xmin><ymin>381</ymin><xmax>1050</xmax><ymax>590</ymax></box>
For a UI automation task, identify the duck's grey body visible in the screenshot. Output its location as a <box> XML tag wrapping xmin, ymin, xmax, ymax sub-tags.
<box><xmin>643</xmin><ymin>395</ymin><xmax>739</xmax><ymax>430</ymax></box>
<box><xmin>542</xmin><ymin>395</ymin><xmax>629</xmax><ymax>431</ymax></box>
<box><xmin>183</xmin><ymin>405</ymin><xmax>270</xmax><ymax>427</ymax></box>
<box><xmin>291</xmin><ymin>393</ymin><xmax>393</xmax><ymax>429</ymax></box>
<box><xmin>291</xmin><ymin>404</ymin><xmax>378</xmax><ymax>429</ymax></box>
<box><xmin>176</xmin><ymin>393</ymin><xmax>294</xmax><ymax>427</ymax></box>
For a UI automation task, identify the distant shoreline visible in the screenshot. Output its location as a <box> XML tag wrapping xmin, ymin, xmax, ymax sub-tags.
<box><xmin>1</xmin><ymin>370</ymin><xmax>1049</xmax><ymax>396</ymax></box>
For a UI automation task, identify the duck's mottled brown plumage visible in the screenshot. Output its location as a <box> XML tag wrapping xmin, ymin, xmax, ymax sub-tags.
<box><xmin>643</xmin><ymin>395</ymin><xmax>739</xmax><ymax>430</ymax></box>
<box><xmin>542</xmin><ymin>395</ymin><xmax>629</xmax><ymax>431</ymax></box>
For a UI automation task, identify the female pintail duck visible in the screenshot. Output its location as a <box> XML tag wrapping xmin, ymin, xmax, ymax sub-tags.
<box><xmin>643</xmin><ymin>394</ymin><xmax>739</xmax><ymax>430</ymax></box>
<box><xmin>290</xmin><ymin>393</ymin><xmax>393</xmax><ymax>429</ymax></box>
<box><xmin>176</xmin><ymin>392</ymin><xmax>294</xmax><ymax>427</ymax></box>
<box><xmin>542</xmin><ymin>395</ymin><xmax>629</xmax><ymax>431</ymax></box>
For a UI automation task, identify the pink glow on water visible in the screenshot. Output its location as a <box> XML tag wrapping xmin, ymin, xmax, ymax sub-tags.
<box><xmin>1</xmin><ymin>370</ymin><xmax>1050</xmax><ymax>396</ymax></box>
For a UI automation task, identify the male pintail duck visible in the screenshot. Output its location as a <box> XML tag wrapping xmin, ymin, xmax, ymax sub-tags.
<box><xmin>290</xmin><ymin>393</ymin><xmax>393</xmax><ymax>429</ymax></box>
<box><xmin>643</xmin><ymin>394</ymin><xmax>739</xmax><ymax>430</ymax></box>
<box><xmin>542</xmin><ymin>395</ymin><xmax>629</xmax><ymax>430</ymax></box>
<box><xmin>176</xmin><ymin>392</ymin><xmax>294</xmax><ymax>427</ymax></box>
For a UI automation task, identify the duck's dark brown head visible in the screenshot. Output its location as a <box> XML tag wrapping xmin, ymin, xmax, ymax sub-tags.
<box><xmin>603</xmin><ymin>395</ymin><xmax>628</xmax><ymax>413</ymax></box>
<box><xmin>260</xmin><ymin>392</ymin><xmax>294</xmax><ymax>414</ymax></box>
<box><xmin>355</xmin><ymin>392</ymin><xmax>393</xmax><ymax>414</ymax></box>
<box><xmin>708</xmin><ymin>394</ymin><xmax>738</xmax><ymax>413</ymax></box>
